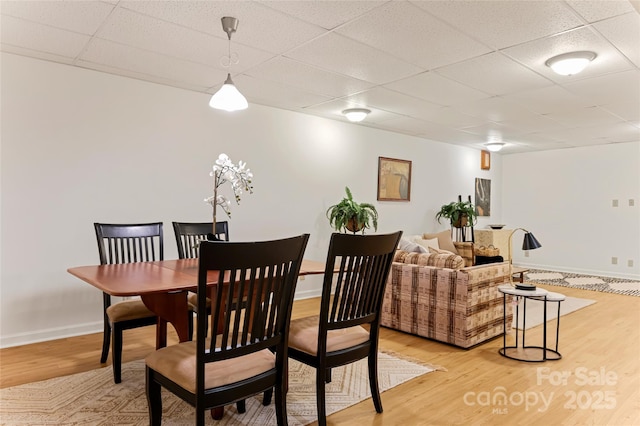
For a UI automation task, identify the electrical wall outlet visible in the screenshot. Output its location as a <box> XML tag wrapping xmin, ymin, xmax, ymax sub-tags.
<box><xmin>612</xmin><ymin>257</ymin><xmax>618</xmax><ymax>265</ymax></box>
<box><xmin>630</xmin><ymin>199</ymin><xmax>635</xmax><ymax>207</ymax></box>
<box><xmin>629</xmin><ymin>260</ymin><xmax>634</xmax><ymax>267</ymax></box>
<box><xmin>612</xmin><ymin>199</ymin><xmax>619</xmax><ymax>207</ymax></box>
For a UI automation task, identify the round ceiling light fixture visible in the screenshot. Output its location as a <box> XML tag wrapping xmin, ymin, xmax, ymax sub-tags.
<box><xmin>342</xmin><ymin>108</ymin><xmax>371</xmax><ymax>122</ymax></box>
<box><xmin>485</xmin><ymin>142</ymin><xmax>506</xmax><ymax>152</ymax></box>
<box><xmin>545</xmin><ymin>51</ymin><xmax>597</xmax><ymax>76</ymax></box>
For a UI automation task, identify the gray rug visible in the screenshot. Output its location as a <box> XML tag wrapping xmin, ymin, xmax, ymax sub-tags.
<box><xmin>524</xmin><ymin>269</ymin><xmax>640</xmax><ymax>297</ymax></box>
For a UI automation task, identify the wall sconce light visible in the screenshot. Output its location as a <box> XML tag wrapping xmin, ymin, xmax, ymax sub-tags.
<box><xmin>342</xmin><ymin>108</ymin><xmax>371</xmax><ymax>122</ymax></box>
<box><xmin>545</xmin><ymin>51</ymin><xmax>597</xmax><ymax>76</ymax></box>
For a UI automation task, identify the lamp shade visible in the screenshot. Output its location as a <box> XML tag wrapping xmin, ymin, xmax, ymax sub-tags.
<box><xmin>342</xmin><ymin>108</ymin><xmax>370</xmax><ymax>122</ymax></box>
<box><xmin>209</xmin><ymin>74</ymin><xmax>248</xmax><ymax>112</ymax></box>
<box><xmin>522</xmin><ymin>232</ymin><xmax>542</xmax><ymax>250</ymax></box>
<box><xmin>545</xmin><ymin>51</ymin><xmax>596</xmax><ymax>76</ymax></box>
<box><xmin>485</xmin><ymin>142</ymin><xmax>505</xmax><ymax>152</ymax></box>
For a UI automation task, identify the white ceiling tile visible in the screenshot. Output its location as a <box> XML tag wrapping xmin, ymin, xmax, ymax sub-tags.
<box><xmin>244</xmin><ymin>57</ymin><xmax>374</xmax><ymax>98</ymax></box>
<box><xmin>503</xmin><ymin>26</ymin><xmax>634</xmax><ymax>83</ymax></box>
<box><xmin>285</xmin><ymin>32</ymin><xmax>423</xmax><ymax>84</ymax></box>
<box><xmin>257</xmin><ymin>0</ymin><xmax>387</xmax><ymax>30</ymax></box>
<box><xmin>454</xmin><ymin>96</ymin><xmax>545</xmax><ymax>123</ymax></box>
<box><xmin>593</xmin><ymin>13</ymin><xmax>640</xmax><ymax>67</ymax></box>
<box><xmin>383</xmin><ymin>72</ymin><xmax>489</xmax><ymax>106</ymax></box>
<box><xmin>414</xmin><ymin>0</ymin><xmax>584</xmax><ymax>49</ymax></box>
<box><xmin>119</xmin><ymin>0</ymin><xmax>325</xmax><ymax>55</ymax></box>
<box><xmin>233</xmin><ymin>74</ymin><xmax>332</xmax><ymax>110</ymax></box>
<box><xmin>502</xmin><ymin>85</ymin><xmax>596</xmax><ymax>115</ymax></box>
<box><xmin>79</xmin><ymin>38</ymin><xmax>222</xmax><ymax>89</ymax></box>
<box><xmin>565</xmin><ymin>0</ymin><xmax>635</xmax><ymax>23</ymax></box>
<box><xmin>339</xmin><ymin>87</ymin><xmax>443</xmax><ymax>120</ymax></box>
<box><xmin>416</xmin><ymin>123</ymin><xmax>486</xmax><ymax>145</ymax></box>
<box><xmin>1</xmin><ymin>15</ymin><xmax>91</xmax><ymax>59</ymax></box>
<box><xmin>421</xmin><ymin>107</ymin><xmax>487</xmax><ymax>129</ymax></box>
<box><xmin>601</xmin><ymin>100</ymin><xmax>640</xmax><ymax>122</ymax></box>
<box><xmin>0</xmin><ymin>0</ymin><xmax>114</xmax><ymax>34</ymax></box>
<box><xmin>544</xmin><ymin>105</ymin><xmax>626</xmax><ymax>127</ymax></box>
<box><xmin>336</xmin><ymin>1</ymin><xmax>492</xmax><ymax>70</ymax></box>
<box><xmin>564</xmin><ymin>69</ymin><xmax>640</xmax><ymax>105</ymax></box>
<box><xmin>435</xmin><ymin>52</ymin><xmax>553</xmax><ymax>96</ymax></box>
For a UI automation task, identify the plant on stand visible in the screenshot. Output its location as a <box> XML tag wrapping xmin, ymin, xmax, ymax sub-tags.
<box><xmin>435</xmin><ymin>200</ymin><xmax>477</xmax><ymax>228</ymax></box>
<box><xmin>204</xmin><ymin>153</ymin><xmax>253</xmax><ymax>240</ymax></box>
<box><xmin>326</xmin><ymin>186</ymin><xmax>378</xmax><ymax>234</ymax></box>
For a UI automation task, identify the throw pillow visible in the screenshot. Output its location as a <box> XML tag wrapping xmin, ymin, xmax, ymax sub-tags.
<box><xmin>409</xmin><ymin>235</ymin><xmax>440</xmax><ymax>251</ymax></box>
<box><xmin>398</xmin><ymin>238</ymin><xmax>428</xmax><ymax>254</ymax></box>
<box><xmin>423</xmin><ymin>230</ymin><xmax>458</xmax><ymax>254</ymax></box>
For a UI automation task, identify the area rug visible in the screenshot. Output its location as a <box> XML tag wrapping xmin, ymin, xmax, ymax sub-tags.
<box><xmin>511</xmin><ymin>296</ymin><xmax>596</xmax><ymax>330</ymax></box>
<box><xmin>0</xmin><ymin>352</ymin><xmax>436</xmax><ymax>425</ymax></box>
<box><xmin>524</xmin><ymin>269</ymin><xmax>640</xmax><ymax>297</ymax></box>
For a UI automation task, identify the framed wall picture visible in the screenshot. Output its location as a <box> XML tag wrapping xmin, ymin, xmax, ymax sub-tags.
<box><xmin>475</xmin><ymin>178</ymin><xmax>491</xmax><ymax>216</ymax></box>
<box><xmin>377</xmin><ymin>157</ymin><xmax>411</xmax><ymax>201</ymax></box>
<box><xmin>481</xmin><ymin>150</ymin><xmax>491</xmax><ymax>170</ymax></box>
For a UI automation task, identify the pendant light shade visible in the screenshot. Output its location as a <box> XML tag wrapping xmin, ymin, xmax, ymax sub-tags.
<box><xmin>209</xmin><ymin>17</ymin><xmax>247</xmax><ymax>112</ymax></box>
<box><xmin>209</xmin><ymin>74</ymin><xmax>248</xmax><ymax>111</ymax></box>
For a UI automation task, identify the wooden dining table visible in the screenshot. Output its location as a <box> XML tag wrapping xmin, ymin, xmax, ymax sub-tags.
<box><xmin>68</xmin><ymin>258</ymin><xmax>327</xmax><ymax>349</ymax></box>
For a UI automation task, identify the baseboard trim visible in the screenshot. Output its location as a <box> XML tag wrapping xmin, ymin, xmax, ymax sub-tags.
<box><xmin>0</xmin><ymin>321</ymin><xmax>102</xmax><ymax>349</ymax></box>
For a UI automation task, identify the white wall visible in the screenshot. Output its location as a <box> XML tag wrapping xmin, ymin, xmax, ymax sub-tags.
<box><xmin>0</xmin><ymin>53</ymin><xmax>501</xmax><ymax>347</ymax></box>
<box><xmin>502</xmin><ymin>143</ymin><xmax>640</xmax><ymax>278</ymax></box>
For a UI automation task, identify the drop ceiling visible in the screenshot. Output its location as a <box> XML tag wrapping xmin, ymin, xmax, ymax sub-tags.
<box><xmin>2</xmin><ymin>0</ymin><xmax>639</xmax><ymax>154</ymax></box>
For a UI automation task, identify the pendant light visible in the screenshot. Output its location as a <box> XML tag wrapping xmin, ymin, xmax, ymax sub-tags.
<box><xmin>209</xmin><ymin>17</ymin><xmax>248</xmax><ymax>112</ymax></box>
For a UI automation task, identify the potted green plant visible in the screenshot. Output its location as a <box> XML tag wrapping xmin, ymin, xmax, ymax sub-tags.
<box><xmin>435</xmin><ymin>200</ymin><xmax>477</xmax><ymax>228</ymax></box>
<box><xmin>326</xmin><ymin>187</ymin><xmax>378</xmax><ymax>234</ymax></box>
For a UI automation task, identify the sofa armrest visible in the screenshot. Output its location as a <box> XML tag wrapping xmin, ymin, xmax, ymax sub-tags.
<box><xmin>454</xmin><ymin>241</ymin><xmax>474</xmax><ymax>267</ymax></box>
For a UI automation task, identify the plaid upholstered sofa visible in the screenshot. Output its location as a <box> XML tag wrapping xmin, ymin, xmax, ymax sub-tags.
<box><xmin>381</xmin><ymin>251</ymin><xmax>512</xmax><ymax>348</ymax></box>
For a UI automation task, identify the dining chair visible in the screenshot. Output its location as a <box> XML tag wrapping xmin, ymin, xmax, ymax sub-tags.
<box><xmin>94</xmin><ymin>222</ymin><xmax>164</xmax><ymax>384</ymax></box>
<box><xmin>172</xmin><ymin>221</ymin><xmax>229</xmax><ymax>338</ymax></box>
<box><xmin>172</xmin><ymin>221</ymin><xmax>230</xmax><ymax>259</ymax></box>
<box><xmin>287</xmin><ymin>231</ymin><xmax>403</xmax><ymax>426</ymax></box>
<box><xmin>145</xmin><ymin>234</ymin><xmax>310</xmax><ymax>426</ymax></box>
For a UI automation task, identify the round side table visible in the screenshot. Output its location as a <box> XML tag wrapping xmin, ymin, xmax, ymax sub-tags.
<box><xmin>498</xmin><ymin>285</ymin><xmax>565</xmax><ymax>362</ymax></box>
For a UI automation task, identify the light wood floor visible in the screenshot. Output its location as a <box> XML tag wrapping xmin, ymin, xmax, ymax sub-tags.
<box><xmin>1</xmin><ymin>285</ymin><xmax>639</xmax><ymax>425</ymax></box>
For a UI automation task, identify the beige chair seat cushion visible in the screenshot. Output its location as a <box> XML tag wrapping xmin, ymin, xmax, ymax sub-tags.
<box><xmin>187</xmin><ymin>292</ymin><xmax>211</xmax><ymax>310</ymax></box>
<box><xmin>288</xmin><ymin>315</ymin><xmax>369</xmax><ymax>356</ymax></box>
<box><xmin>145</xmin><ymin>340</ymin><xmax>275</xmax><ymax>393</ymax></box>
<box><xmin>106</xmin><ymin>299</ymin><xmax>155</xmax><ymax>322</ymax></box>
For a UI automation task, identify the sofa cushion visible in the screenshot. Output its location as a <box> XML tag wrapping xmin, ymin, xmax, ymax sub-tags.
<box><xmin>423</xmin><ymin>230</ymin><xmax>458</xmax><ymax>254</ymax></box>
<box><xmin>394</xmin><ymin>249</ymin><xmax>465</xmax><ymax>270</ymax></box>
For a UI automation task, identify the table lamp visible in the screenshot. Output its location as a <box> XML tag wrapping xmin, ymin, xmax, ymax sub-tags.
<box><xmin>508</xmin><ymin>228</ymin><xmax>542</xmax><ymax>291</ymax></box>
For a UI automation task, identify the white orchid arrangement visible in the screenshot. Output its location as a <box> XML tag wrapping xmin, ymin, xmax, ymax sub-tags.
<box><xmin>204</xmin><ymin>153</ymin><xmax>253</xmax><ymax>236</ymax></box>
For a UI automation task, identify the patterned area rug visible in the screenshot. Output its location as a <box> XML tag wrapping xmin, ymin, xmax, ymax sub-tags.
<box><xmin>524</xmin><ymin>269</ymin><xmax>640</xmax><ymax>297</ymax></box>
<box><xmin>0</xmin><ymin>352</ymin><xmax>437</xmax><ymax>425</ymax></box>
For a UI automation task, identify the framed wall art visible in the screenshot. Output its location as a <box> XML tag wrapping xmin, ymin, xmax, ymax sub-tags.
<box><xmin>481</xmin><ymin>150</ymin><xmax>491</xmax><ymax>170</ymax></box>
<box><xmin>377</xmin><ymin>157</ymin><xmax>411</xmax><ymax>201</ymax></box>
<box><xmin>475</xmin><ymin>178</ymin><xmax>491</xmax><ymax>216</ymax></box>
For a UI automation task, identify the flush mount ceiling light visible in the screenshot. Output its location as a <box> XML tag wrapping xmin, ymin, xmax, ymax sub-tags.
<box><xmin>545</xmin><ymin>51</ymin><xmax>597</xmax><ymax>76</ymax></box>
<box><xmin>209</xmin><ymin>17</ymin><xmax>248</xmax><ymax>112</ymax></box>
<box><xmin>342</xmin><ymin>108</ymin><xmax>371</xmax><ymax>122</ymax></box>
<box><xmin>485</xmin><ymin>142</ymin><xmax>506</xmax><ymax>152</ymax></box>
